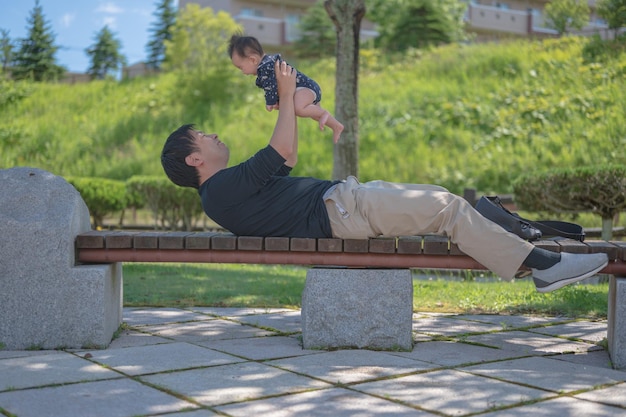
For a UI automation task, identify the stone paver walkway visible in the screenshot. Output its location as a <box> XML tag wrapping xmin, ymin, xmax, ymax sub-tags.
<box><xmin>1</xmin><ymin>308</ymin><xmax>625</xmax><ymax>417</ymax></box>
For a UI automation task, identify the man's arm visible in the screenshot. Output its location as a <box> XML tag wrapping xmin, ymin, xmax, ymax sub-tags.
<box><xmin>269</xmin><ymin>59</ymin><xmax>298</xmax><ymax>167</ymax></box>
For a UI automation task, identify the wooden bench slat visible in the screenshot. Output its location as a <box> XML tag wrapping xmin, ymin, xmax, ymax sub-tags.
<box><xmin>557</xmin><ymin>239</ymin><xmax>590</xmax><ymax>254</ymax></box>
<box><xmin>238</xmin><ymin>236</ymin><xmax>264</xmax><ymax>250</ymax></box>
<box><xmin>423</xmin><ymin>235</ymin><xmax>449</xmax><ymax>255</ymax></box>
<box><xmin>534</xmin><ymin>240</ymin><xmax>561</xmax><ymax>252</ymax></box>
<box><xmin>369</xmin><ymin>237</ymin><xmax>396</xmax><ymax>254</ymax></box>
<box><xmin>449</xmin><ymin>242</ymin><xmax>464</xmax><ymax>256</ymax></box>
<box><xmin>586</xmin><ymin>240</ymin><xmax>621</xmax><ymax>261</ymax></box>
<box><xmin>105</xmin><ymin>231</ymin><xmax>135</xmax><ymax>249</ymax></box>
<box><xmin>265</xmin><ymin>237</ymin><xmax>290</xmax><ymax>251</ymax></box>
<box><xmin>132</xmin><ymin>232</ymin><xmax>160</xmax><ymax>249</ymax></box>
<box><xmin>212</xmin><ymin>234</ymin><xmax>237</xmax><ymax>250</ymax></box>
<box><xmin>615</xmin><ymin>241</ymin><xmax>626</xmax><ymax>261</ymax></box>
<box><xmin>159</xmin><ymin>232</ymin><xmax>193</xmax><ymax>250</ymax></box>
<box><xmin>76</xmin><ymin>230</ymin><xmax>109</xmax><ymax>249</ymax></box>
<box><xmin>185</xmin><ymin>232</ymin><xmax>219</xmax><ymax>250</ymax></box>
<box><xmin>317</xmin><ymin>238</ymin><xmax>343</xmax><ymax>252</ymax></box>
<box><xmin>344</xmin><ymin>239</ymin><xmax>369</xmax><ymax>253</ymax></box>
<box><xmin>291</xmin><ymin>238</ymin><xmax>316</xmax><ymax>252</ymax></box>
<box><xmin>397</xmin><ymin>236</ymin><xmax>422</xmax><ymax>254</ymax></box>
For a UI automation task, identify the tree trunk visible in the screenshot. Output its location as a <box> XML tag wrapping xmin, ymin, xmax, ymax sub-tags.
<box><xmin>602</xmin><ymin>216</ymin><xmax>613</xmax><ymax>241</ymax></box>
<box><xmin>324</xmin><ymin>0</ymin><xmax>365</xmax><ymax>180</ymax></box>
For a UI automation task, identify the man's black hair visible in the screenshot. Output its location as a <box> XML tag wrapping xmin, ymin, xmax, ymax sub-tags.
<box><xmin>161</xmin><ymin>124</ymin><xmax>201</xmax><ymax>189</ymax></box>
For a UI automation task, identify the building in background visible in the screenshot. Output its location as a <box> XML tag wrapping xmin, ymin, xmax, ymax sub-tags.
<box><xmin>464</xmin><ymin>0</ymin><xmax>611</xmax><ymax>40</ymax></box>
<box><xmin>178</xmin><ymin>0</ymin><xmax>377</xmax><ymax>48</ymax></box>
<box><xmin>122</xmin><ymin>0</ymin><xmax>615</xmax><ymax>79</ymax></box>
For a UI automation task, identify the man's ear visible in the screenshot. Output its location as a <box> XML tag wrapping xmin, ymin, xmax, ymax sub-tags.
<box><xmin>185</xmin><ymin>153</ymin><xmax>202</xmax><ymax>167</ymax></box>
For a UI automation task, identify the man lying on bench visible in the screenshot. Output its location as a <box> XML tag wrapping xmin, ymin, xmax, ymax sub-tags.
<box><xmin>160</xmin><ymin>59</ymin><xmax>607</xmax><ymax>293</ymax></box>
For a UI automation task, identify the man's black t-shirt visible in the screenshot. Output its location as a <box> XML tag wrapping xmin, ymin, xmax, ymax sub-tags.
<box><xmin>198</xmin><ymin>145</ymin><xmax>340</xmax><ymax>237</ymax></box>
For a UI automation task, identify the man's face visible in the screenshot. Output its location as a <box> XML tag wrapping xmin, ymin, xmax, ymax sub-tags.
<box><xmin>191</xmin><ymin>130</ymin><xmax>229</xmax><ymax>166</ymax></box>
<box><xmin>231</xmin><ymin>51</ymin><xmax>258</xmax><ymax>76</ymax></box>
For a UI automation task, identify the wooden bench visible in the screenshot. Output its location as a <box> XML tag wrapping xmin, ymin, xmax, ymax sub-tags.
<box><xmin>76</xmin><ymin>231</ymin><xmax>626</xmax><ymax>274</ymax></box>
<box><xmin>75</xmin><ymin>230</ymin><xmax>626</xmax><ymax>367</ymax></box>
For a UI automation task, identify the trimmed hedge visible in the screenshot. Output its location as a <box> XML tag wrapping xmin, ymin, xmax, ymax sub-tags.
<box><xmin>67</xmin><ymin>175</ymin><xmax>203</xmax><ymax>230</ymax></box>
<box><xmin>68</xmin><ymin>177</ymin><xmax>127</xmax><ymax>228</ymax></box>
<box><xmin>126</xmin><ymin>176</ymin><xmax>203</xmax><ymax>231</ymax></box>
<box><xmin>513</xmin><ymin>165</ymin><xmax>626</xmax><ymax>239</ymax></box>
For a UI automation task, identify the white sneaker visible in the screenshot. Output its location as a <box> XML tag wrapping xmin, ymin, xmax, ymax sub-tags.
<box><xmin>532</xmin><ymin>252</ymin><xmax>608</xmax><ymax>293</ymax></box>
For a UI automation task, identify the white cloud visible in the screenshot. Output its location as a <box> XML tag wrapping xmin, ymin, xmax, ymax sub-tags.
<box><xmin>96</xmin><ymin>2</ymin><xmax>124</xmax><ymax>14</ymax></box>
<box><xmin>102</xmin><ymin>16</ymin><xmax>117</xmax><ymax>29</ymax></box>
<box><xmin>60</xmin><ymin>13</ymin><xmax>75</xmax><ymax>28</ymax></box>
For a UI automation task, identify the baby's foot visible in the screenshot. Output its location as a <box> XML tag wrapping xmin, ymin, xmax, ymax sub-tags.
<box><xmin>319</xmin><ymin>111</ymin><xmax>329</xmax><ymax>131</ymax></box>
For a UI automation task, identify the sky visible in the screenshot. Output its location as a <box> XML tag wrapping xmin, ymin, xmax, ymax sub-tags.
<box><xmin>0</xmin><ymin>0</ymin><xmax>179</xmax><ymax>73</ymax></box>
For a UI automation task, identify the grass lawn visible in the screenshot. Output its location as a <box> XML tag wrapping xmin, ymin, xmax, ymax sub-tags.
<box><xmin>123</xmin><ymin>263</ymin><xmax>609</xmax><ymax>319</ymax></box>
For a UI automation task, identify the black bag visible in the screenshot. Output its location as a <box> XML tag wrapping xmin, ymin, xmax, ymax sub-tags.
<box><xmin>475</xmin><ymin>196</ymin><xmax>585</xmax><ymax>242</ymax></box>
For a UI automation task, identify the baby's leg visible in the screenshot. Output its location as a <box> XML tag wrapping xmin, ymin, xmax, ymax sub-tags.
<box><xmin>294</xmin><ymin>88</ymin><xmax>344</xmax><ymax>143</ymax></box>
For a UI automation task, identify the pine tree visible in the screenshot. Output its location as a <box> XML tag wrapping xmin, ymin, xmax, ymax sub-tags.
<box><xmin>146</xmin><ymin>0</ymin><xmax>176</xmax><ymax>70</ymax></box>
<box><xmin>85</xmin><ymin>26</ymin><xmax>126</xmax><ymax>80</ymax></box>
<box><xmin>366</xmin><ymin>0</ymin><xmax>466</xmax><ymax>51</ymax></box>
<box><xmin>389</xmin><ymin>2</ymin><xmax>452</xmax><ymax>51</ymax></box>
<box><xmin>12</xmin><ymin>0</ymin><xmax>63</xmax><ymax>81</ymax></box>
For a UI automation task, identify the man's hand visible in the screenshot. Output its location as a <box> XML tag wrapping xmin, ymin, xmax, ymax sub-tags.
<box><xmin>275</xmin><ymin>59</ymin><xmax>296</xmax><ymax>101</ymax></box>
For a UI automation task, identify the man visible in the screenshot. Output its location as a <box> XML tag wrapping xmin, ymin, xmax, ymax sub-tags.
<box><xmin>161</xmin><ymin>60</ymin><xmax>607</xmax><ymax>293</ymax></box>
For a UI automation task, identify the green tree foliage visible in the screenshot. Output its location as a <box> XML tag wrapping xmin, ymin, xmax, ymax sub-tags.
<box><xmin>366</xmin><ymin>0</ymin><xmax>466</xmax><ymax>51</ymax></box>
<box><xmin>292</xmin><ymin>0</ymin><xmax>336</xmax><ymax>59</ymax></box>
<box><xmin>86</xmin><ymin>26</ymin><xmax>126</xmax><ymax>80</ymax></box>
<box><xmin>68</xmin><ymin>177</ymin><xmax>127</xmax><ymax>228</ymax></box>
<box><xmin>545</xmin><ymin>0</ymin><xmax>590</xmax><ymax>35</ymax></box>
<box><xmin>164</xmin><ymin>4</ymin><xmax>239</xmax><ymax>71</ymax></box>
<box><xmin>0</xmin><ymin>29</ymin><xmax>13</xmax><ymax>72</ymax></box>
<box><xmin>146</xmin><ymin>0</ymin><xmax>177</xmax><ymax>70</ymax></box>
<box><xmin>596</xmin><ymin>0</ymin><xmax>626</xmax><ymax>35</ymax></box>
<box><xmin>513</xmin><ymin>165</ymin><xmax>626</xmax><ymax>239</ymax></box>
<box><xmin>11</xmin><ymin>0</ymin><xmax>64</xmax><ymax>81</ymax></box>
<box><xmin>163</xmin><ymin>4</ymin><xmax>242</xmax><ymax>117</ymax></box>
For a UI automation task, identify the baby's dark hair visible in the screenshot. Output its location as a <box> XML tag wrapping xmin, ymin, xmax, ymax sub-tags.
<box><xmin>228</xmin><ymin>34</ymin><xmax>264</xmax><ymax>58</ymax></box>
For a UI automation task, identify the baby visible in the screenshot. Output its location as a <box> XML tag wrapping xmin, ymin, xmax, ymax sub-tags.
<box><xmin>228</xmin><ymin>34</ymin><xmax>343</xmax><ymax>143</ymax></box>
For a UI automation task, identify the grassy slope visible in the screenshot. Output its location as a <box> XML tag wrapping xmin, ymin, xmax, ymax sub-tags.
<box><xmin>2</xmin><ymin>37</ymin><xmax>624</xmax><ymax>195</ymax></box>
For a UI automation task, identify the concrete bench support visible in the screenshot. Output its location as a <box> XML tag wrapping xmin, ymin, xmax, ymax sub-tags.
<box><xmin>301</xmin><ymin>268</ymin><xmax>414</xmax><ymax>351</ymax></box>
<box><xmin>608</xmin><ymin>276</ymin><xmax>626</xmax><ymax>369</ymax></box>
<box><xmin>0</xmin><ymin>167</ymin><xmax>122</xmax><ymax>350</ymax></box>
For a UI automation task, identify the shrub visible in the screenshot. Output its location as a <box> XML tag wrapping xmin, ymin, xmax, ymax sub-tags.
<box><xmin>126</xmin><ymin>175</ymin><xmax>203</xmax><ymax>230</ymax></box>
<box><xmin>67</xmin><ymin>177</ymin><xmax>127</xmax><ymax>228</ymax></box>
<box><xmin>0</xmin><ymin>77</ymin><xmax>33</xmax><ymax>110</ymax></box>
<box><xmin>513</xmin><ymin>165</ymin><xmax>626</xmax><ymax>239</ymax></box>
<box><xmin>582</xmin><ymin>34</ymin><xmax>626</xmax><ymax>63</ymax></box>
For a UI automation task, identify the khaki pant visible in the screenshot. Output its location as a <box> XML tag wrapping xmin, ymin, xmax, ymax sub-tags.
<box><xmin>324</xmin><ymin>176</ymin><xmax>534</xmax><ymax>280</ymax></box>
